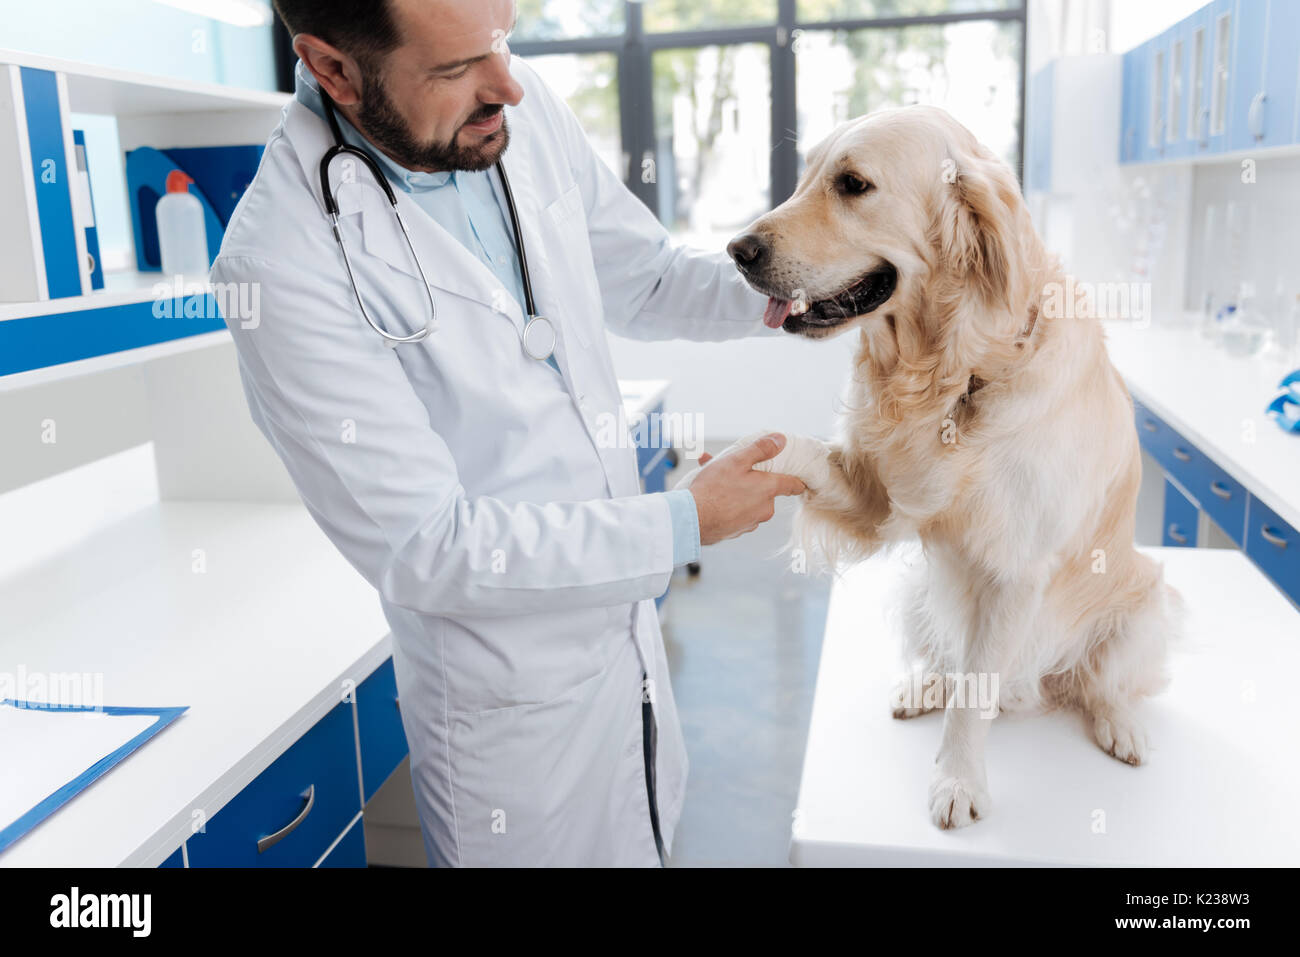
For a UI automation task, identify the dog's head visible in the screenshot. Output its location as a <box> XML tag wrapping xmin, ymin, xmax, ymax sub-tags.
<box><xmin>728</xmin><ymin>105</ymin><xmax>1030</xmax><ymax>347</ymax></box>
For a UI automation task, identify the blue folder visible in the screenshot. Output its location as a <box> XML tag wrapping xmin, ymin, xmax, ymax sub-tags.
<box><xmin>0</xmin><ymin>699</ymin><xmax>188</xmax><ymax>856</ymax></box>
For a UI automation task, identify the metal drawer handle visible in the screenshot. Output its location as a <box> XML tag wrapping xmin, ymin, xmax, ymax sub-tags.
<box><xmin>257</xmin><ymin>784</ymin><xmax>315</xmax><ymax>854</ymax></box>
<box><xmin>1167</xmin><ymin>525</ymin><xmax>1188</xmax><ymax>545</ymax></box>
<box><xmin>1172</xmin><ymin>448</ymin><xmax>1191</xmax><ymax>462</ymax></box>
<box><xmin>1260</xmin><ymin>526</ymin><xmax>1288</xmax><ymax>550</ymax></box>
<box><xmin>1142</xmin><ymin>420</ymin><xmax>1158</xmax><ymax>433</ymax></box>
<box><xmin>1210</xmin><ymin>481</ymin><xmax>1232</xmax><ymax>500</ymax></box>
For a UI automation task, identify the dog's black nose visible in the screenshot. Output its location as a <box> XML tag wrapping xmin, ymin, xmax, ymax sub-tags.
<box><xmin>727</xmin><ymin>233</ymin><xmax>768</xmax><ymax>270</ymax></box>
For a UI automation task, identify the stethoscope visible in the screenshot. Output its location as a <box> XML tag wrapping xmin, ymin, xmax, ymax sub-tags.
<box><xmin>318</xmin><ymin>92</ymin><xmax>556</xmax><ymax>360</ymax></box>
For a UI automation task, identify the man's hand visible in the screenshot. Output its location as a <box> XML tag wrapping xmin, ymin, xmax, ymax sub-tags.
<box><xmin>687</xmin><ymin>433</ymin><xmax>807</xmax><ymax>545</ymax></box>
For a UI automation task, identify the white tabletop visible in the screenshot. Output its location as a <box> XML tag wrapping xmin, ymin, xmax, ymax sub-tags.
<box><xmin>1102</xmin><ymin>319</ymin><xmax>1300</xmax><ymax>531</ymax></box>
<box><xmin>0</xmin><ymin>444</ymin><xmax>392</xmax><ymax>866</ymax></box>
<box><xmin>791</xmin><ymin>545</ymin><xmax>1300</xmax><ymax>866</ymax></box>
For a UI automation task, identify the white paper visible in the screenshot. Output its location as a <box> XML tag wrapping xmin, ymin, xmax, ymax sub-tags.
<box><xmin>0</xmin><ymin>704</ymin><xmax>156</xmax><ymax>833</ymax></box>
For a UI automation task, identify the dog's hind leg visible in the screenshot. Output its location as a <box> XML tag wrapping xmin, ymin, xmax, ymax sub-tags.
<box><xmin>1078</xmin><ymin>559</ymin><xmax>1179</xmax><ymax>767</ymax></box>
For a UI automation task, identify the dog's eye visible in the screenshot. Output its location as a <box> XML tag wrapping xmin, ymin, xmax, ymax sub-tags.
<box><xmin>837</xmin><ymin>172</ymin><xmax>874</xmax><ymax>196</ymax></box>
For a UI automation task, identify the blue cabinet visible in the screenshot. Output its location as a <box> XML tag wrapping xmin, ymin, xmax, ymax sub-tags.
<box><xmin>1228</xmin><ymin>0</ymin><xmax>1300</xmax><ymax>149</ymax></box>
<box><xmin>1120</xmin><ymin>46</ymin><xmax>1142</xmax><ymax>162</ymax></box>
<box><xmin>1187</xmin><ymin>5</ymin><xmax>1216</xmax><ymax>154</ymax></box>
<box><xmin>1118</xmin><ymin>0</ymin><xmax>1300</xmax><ymax>162</ymax></box>
<box><xmin>1205</xmin><ymin>0</ymin><xmax>1236</xmax><ymax>153</ymax></box>
<box><xmin>356</xmin><ymin>657</ymin><xmax>408</xmax><ymax>804</ymax></box>
<box><xmin>1133</xmin><ymin>397</ymin><xmax>1299</xmax><ymax>606</ymax></box>
<box><xmin>1245</xmin><ymin>496</ymin><xmax>1300</xmax><ymax>602</ymax></box>
<box><xmin>187</xmin><ymin>700</ymin><xmax>361</xmax><ymax>868</ymax></box>
<box><xmin>1228</xmin><ymin>0</ymin><xmax>1269</xmax><ymax>149</ymax></box>
<box><xmin>319</xmin><ymin>818</ymin><xmax>368</xmax><ymax>867</ymax></box>
<box><xmin>1146</xmin><ymin>31</ymin><xmax>1174</xmax><ymax>161</ymax></box>
<box><xmin>1163</xmin><ymin>479</ymin><xmax>1201</xmax><ymax>547</ymax></box>
<box><xmin>158</xmin><ymin>845</ymin><xmax>184</xmax><ymax>868</ymax></box>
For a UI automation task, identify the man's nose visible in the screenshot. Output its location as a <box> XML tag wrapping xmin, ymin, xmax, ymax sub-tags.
<box><xmin>727</xmin><ymin>232</ymin><xmax>769</xmax><ymax>270</ymax></box>
<box><xmin>485</xmin><ymin>49</ymin><xmax>525</xmax><ymax>107</ymax></box>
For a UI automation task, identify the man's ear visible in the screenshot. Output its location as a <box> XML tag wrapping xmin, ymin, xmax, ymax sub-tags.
<box><xmin>293</xmin><ymin>34</ymin><xmax>364</xmax><ymax>106</ymax></box>
<box><xmin>935</xmin><ymin>148</ymin><xmax>1022</xmax><ymax>312</ymax></box>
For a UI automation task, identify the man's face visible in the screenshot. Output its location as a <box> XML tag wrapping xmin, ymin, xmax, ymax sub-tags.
<box><xmin>354</xmin><ymin>0</ymin><xmax>523</xmax><ymax>173</ymax></box>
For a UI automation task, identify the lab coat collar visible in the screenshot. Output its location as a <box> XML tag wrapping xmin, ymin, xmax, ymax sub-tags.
<box><xmin>281</xmin><ymin>93</ymin><xmax>531</xmax><ymax>325</ymax></box>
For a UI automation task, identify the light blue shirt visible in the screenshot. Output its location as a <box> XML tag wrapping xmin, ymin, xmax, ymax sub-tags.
<box><xmin>295</xmin><ymin>62</ymin><xmax>699</xmax><ymax>569</ymax></box>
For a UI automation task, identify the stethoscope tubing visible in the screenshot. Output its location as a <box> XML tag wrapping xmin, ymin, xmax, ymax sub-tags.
<box><xmin>318</xmin><ymin>90</ymin><xmax>554</xmax><ymax>359</ymax></box>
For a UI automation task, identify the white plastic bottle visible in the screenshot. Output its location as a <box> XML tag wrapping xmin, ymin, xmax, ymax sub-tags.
<box><xmin>156</xmin><ymin>169</ymin><xmax>209</xmax><ymax>277</ymax></box>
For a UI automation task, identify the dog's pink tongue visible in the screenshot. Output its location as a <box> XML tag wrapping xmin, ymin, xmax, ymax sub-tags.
<box><xmin>763</xmin><ymin>297</ymin><xmax>794</xmax><ymax>329</ymax></box>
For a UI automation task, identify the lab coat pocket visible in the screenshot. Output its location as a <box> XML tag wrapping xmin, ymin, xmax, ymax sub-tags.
<box><xmin>446</xmin><ymin>663</ymin><xmax>619</xmax><ymax>866</ymax></box>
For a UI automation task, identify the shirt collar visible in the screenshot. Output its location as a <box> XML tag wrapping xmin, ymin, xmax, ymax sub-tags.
<box><xmin>294</xmin><ymin>59</ymin><xmax>454</xmax><ymax>193</ymax></box>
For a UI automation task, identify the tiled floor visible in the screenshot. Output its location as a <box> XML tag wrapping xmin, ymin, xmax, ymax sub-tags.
<box><xmin>659</xmin><ymin>495</ymin><xmax>832</xmax><ymax>867</ymax></box>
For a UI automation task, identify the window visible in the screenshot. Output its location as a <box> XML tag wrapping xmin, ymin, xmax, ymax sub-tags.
<box><xmin>510</xmin><ymin>1</ymin><xmax>1025</xmax><ymax>238</ymax></box>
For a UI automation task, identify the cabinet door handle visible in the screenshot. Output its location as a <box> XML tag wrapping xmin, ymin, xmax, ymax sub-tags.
<box><xmin>1260</xmin><ymin>526</ymin><xmax>1288</xmax><ymax>549</ymax></box>
<box><xmin>1172</xmin><ymin>447</ymin><xmax>1192</xmax><ymax>462</ymax></box>
<box><xmin>1210</xmin><ymin>481</ymin><xmax>1232</xmax><ymax>500</ymax></box>
<box><xmin>1167</xmin><ymin>525</ymin><xmax>1188</xmax><ymax>545</ymax></box>
<box><xmin>257</xmin><ymin>784</ymin><xmax>315</xmax><ymax>854</ymax></box>
<box><xmin>1142</xmin><ymin>420</ymin><xmax>1158</xmax><ymax>433</ymax></box>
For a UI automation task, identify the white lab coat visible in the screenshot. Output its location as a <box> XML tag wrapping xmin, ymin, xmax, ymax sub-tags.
<box><xmin>210</xmin><ymin>56</ymin><xmax>776</xmax><ymax>866</ymax></box>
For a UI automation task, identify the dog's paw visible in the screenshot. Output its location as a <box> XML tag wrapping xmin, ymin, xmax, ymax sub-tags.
<box><xmin>1093</xmin><ymin>708</ymin><xmax>1148</xmax><ymax>766</ymax></box>
<box><xmin>747</xmin><ymin>433</ymin><xmax>832</xmax><ymax>491</ymax></box>
<box><xmin>889</xmin><ymin>673</ymin><xmax>941</xmax><ymax>719</ymax></box>
<box><xmin>927</xmin><ymin>773</ymin><xmax>989</xmax><ymax>829</ymax></box>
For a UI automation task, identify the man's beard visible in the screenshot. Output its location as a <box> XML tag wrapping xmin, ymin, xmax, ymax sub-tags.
<box><xmin>355</xmin><ymin>69</ymin><xmax>509</xmax><ymax>173</ymax></box>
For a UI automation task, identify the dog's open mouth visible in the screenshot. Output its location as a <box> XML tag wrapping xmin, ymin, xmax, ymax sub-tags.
<box><xmin>761</xmin><ymin>262</ymin><xmax>898</xmax><ymax>332</ymax></box>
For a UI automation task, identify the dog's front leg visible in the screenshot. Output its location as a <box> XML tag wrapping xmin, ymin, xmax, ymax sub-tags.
<box><xmin>929</xmin><ymin>572</ymin><xmax>1046</xmax><ymax>829</ymax></box>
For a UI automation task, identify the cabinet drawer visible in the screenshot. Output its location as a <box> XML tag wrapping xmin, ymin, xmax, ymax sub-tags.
<box><xmin>357</xmin><ymin>657</ymin><xmax>408</xmax><ymax>804</ymax></box>
<box><xmin>1164</xmin><ymin>439</ymin><xmax>1247</xmax><ymax>546</ymax></box>
<box><xmin>1133</xmin><ymin>399</ymin><xmax>1174</xmax><ymax>461</ymax></box>
<box><xmin>1162</xmin><ymin>478</ymin><xmax>1199</xmax><ymax>547</ymax></box>
<box><xmin>187</xmin><ymin>701</ymin><xmax>361</xmax><ymax>867</ymax></box>
<box><xmin>318</xmin><ymin>817</ymin><xmax>367</xmax><ymax>868</ymax></box>
<box><xmin>1134</xmin><ymin>399</ymin><xmax>1246</xmax><ymax>545</ymax></box>
<box><xmin>158</xmin><ymin>845</ymin><xmax>184</xmax><ymax>868</ymax></box>
<box><xmin>1245</xmin><ymin>498</ymin><xmax>1300</xmax><ymax>606</ymax></box>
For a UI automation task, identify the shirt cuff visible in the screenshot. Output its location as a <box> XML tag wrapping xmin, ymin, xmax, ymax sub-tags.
<box><xmin>663</xmin><ymin>488</ymin><xmax>701</xmax><ymax>567</ymax></box>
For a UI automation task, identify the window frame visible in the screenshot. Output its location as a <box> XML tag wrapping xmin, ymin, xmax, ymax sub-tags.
<box><xmin>275</xmin><ymin>1</ymin><xmax>1028</xmax><ymax>221</ymax></box>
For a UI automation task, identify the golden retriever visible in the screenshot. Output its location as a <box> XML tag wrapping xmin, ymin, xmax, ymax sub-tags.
<box><xmin>686</xmin><ymin>105</ymin><xmax>1184</xmax><ymax>829</ymax></box>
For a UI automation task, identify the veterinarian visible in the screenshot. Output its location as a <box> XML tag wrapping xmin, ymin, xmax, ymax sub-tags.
<box><xmin>211</xmin><ymin>0</ymin><xmax>806</xmax><ymax>866</ymax></box>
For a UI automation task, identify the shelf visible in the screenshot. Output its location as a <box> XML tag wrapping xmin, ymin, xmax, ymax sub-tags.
<box><xmin>0</xmin><ymin>273</ymin><xmax>229</xmax><ymax>387</ymax></box>
<box><xmin>0</xmin><ymin>47</ymin><xmax>290</xmax><ymax>115</ymax></box>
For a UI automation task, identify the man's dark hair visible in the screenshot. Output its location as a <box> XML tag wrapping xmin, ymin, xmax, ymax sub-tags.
<box><xmin>272</xmin><ymin>0</ymin><xmax>402</xmax><ymax>74</ymax></box>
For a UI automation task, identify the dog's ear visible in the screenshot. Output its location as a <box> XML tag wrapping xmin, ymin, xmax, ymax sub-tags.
<box><xmin>934</xmin><ymin>147</ymin><xmax>1023</xmax><ymax>312</ymax></box>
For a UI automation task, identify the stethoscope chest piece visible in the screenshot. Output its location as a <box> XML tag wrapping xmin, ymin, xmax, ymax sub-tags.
<box><xmin>521</xmin><ymin>315</ymin><xmax>557</xmax><ymax>362</ymax></box>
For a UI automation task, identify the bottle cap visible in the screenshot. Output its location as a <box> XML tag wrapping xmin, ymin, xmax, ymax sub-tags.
<box><xmin>165</xmin><ymin>169</ymin><xmax>195</xmax><ymax>194</ymax></box>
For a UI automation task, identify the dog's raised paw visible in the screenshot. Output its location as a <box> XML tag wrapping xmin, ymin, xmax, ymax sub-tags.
<box><xmin>928</xmin><ymin>774</ymin><xmax>988</xmax><ymax>829</ymax></box>
<box><xmin>1093</xmin><ymin>709</ymin><xmax>1148</xmax><ymax>766</ymax></box>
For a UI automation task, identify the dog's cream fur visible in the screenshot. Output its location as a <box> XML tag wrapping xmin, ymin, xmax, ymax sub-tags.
<box><xmin>721</xmin><ymin>105</ymin><xmax>1184</xmax><ymax>829</ymax></box>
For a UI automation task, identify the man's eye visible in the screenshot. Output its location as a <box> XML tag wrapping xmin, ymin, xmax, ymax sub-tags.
<box><xmin>837</xmin><ymin>172</ymin><xmax>874</xmax><ymax>195</ymax></box>
<box><xmin>440</xmin><ymin>67</ymin><xmax>471</xmax><ymax>81</ymax></box>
